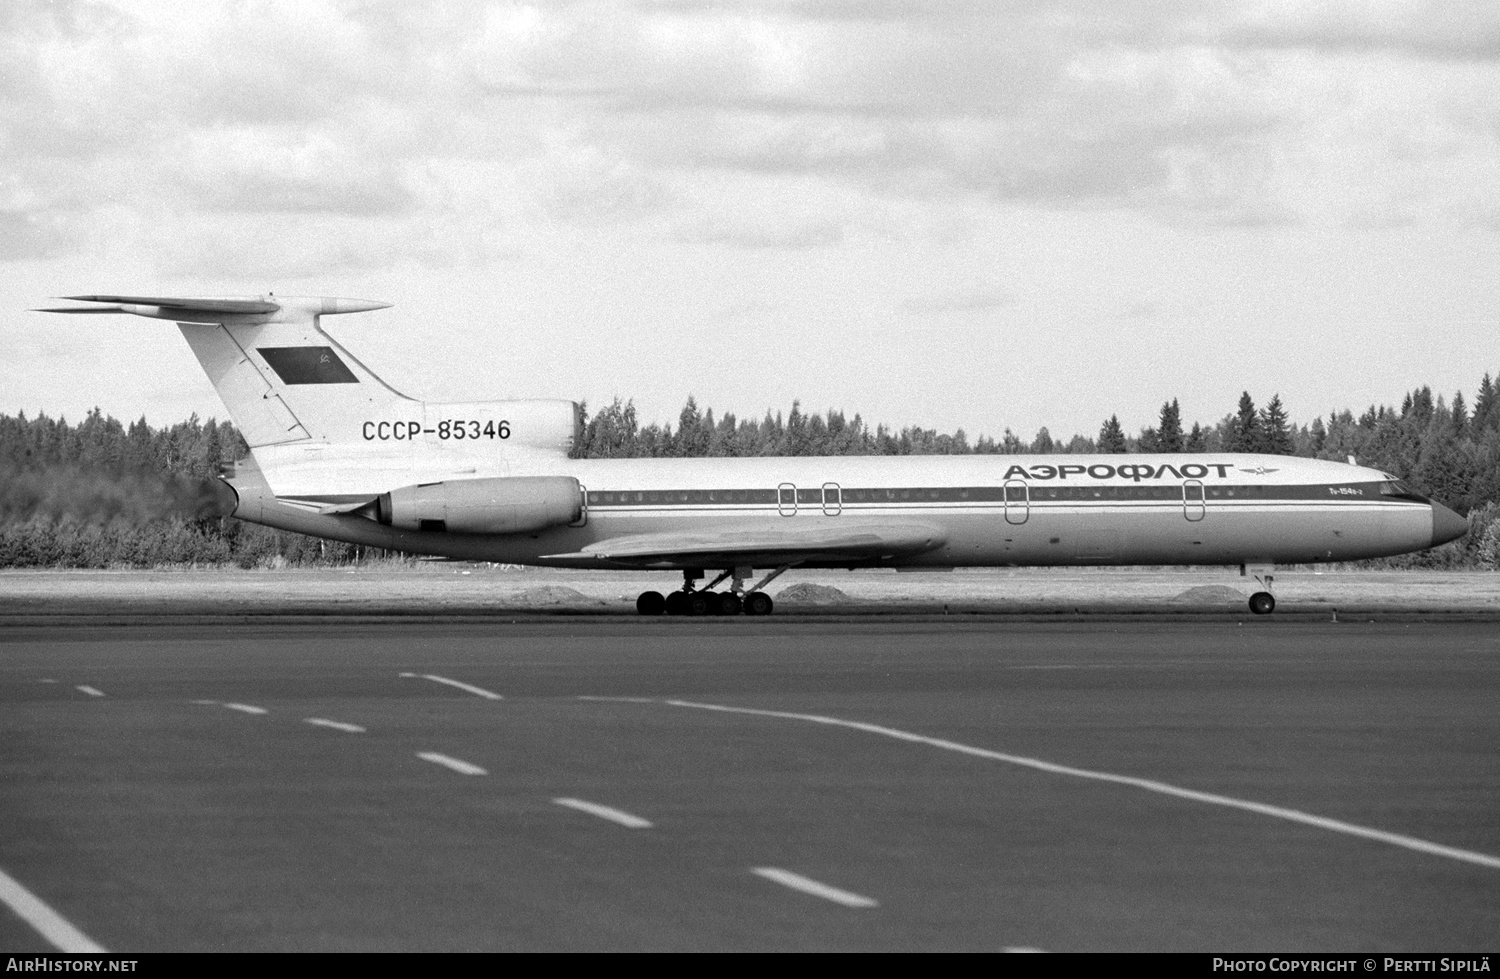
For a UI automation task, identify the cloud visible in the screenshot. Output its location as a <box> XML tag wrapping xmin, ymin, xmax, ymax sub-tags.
<box><xmin>169</xmin><ymin>129</ymin><xmax>420</xmax><ymax>217</ymax></box>
<box><xmin>674</xmin><ymin>214</ymin><xmax>846</xmax><ymax>249</ymax></box>
<box><xmin>1210</xmin><ymin>1</ymin><xmax>1500</xmax><ymax>62</ymax></box>
<box><xmin>4</xmin><ymin>0</ymin><xmax>1500</xmax><ymax>277</ymax></box>
<box><xmin>532</xmin><ymin>149</ymin><xmax>676</xmax><ymax>225</ymax></box>
<box><xmin>898</xmin><ymin>286</ymin><xmax>1015</xmax><ymax>315</ymax></box>
<box><xmin>0</xmin><ymin>208</ymin><xmax>78</xmax><ymax>260</ymax></box>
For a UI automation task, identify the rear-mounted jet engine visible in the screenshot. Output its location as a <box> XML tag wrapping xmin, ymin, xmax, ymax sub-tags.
<box><xmin>377</xmin><ymin>476</ymin><xmax>582</xmax><ymax>534</ymax></box>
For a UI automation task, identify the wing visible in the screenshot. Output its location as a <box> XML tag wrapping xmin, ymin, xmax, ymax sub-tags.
<box><xmin>544</xmin><ymin>521</ymin><xmax>947</xmax><ymax>568</ymax></box>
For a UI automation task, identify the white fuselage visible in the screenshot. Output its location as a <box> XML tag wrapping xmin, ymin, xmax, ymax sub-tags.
<box><xmin>235</xmin><ymin>450</ymin><xmax>1443</xmax><ymax>570</ymax></box>
<box><xmin>45</xmin><ymin>296</ymin><xmax>1457</xmax><ymax>580</ymax></box>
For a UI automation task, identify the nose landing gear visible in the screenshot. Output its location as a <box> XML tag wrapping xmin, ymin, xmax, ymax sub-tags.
<box><xmin>1243</xmin><ymin>563</ymin><xmax>1277</xmax><ymax>615</ymax></box>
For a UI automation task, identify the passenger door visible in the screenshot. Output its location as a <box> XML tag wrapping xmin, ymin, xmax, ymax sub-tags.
<box><xmin>822</xmin><ymin>482</ymin><xmax>842</xmax><ymax>516</ymax></box>
<box><xmin>1183</xmin><ymin>479</ymin><xmax>1206</xmax><ymax>522</ymax></box>
<box><xmin>1004</xmin><ymin>479</ymin><xmax>1029</xmax><ymax>525</ymax></box>
<box><xmin>778</xmin><ymin>482</ymin><xmax>797</xmax><ymax>517</ymax></box>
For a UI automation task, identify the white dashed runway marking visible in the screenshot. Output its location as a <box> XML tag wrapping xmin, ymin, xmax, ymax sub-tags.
<box><xmin>751</xmin><ymin>868</ymin><xmax>878</xmax><ymax>908</ymax></box>
<box><xmin>660</xmin><ymin>699</ymin><xmax>1500</xmax><ymax>873</ymax></box>
<box><xmin>416</xmin><ymin>752</ymin><xmax>487</xmax><ymax>776</ymax></box>
<box><xmin>189</xmin><ymin>699</ymin><xmax>269</xmax><ymax>715</ymax></box>
<box><xmin>553</xmin><ymin>798</ymin><xmax>654</xmax><ymax>829</ymax></box>
<box><xmin>0</xmin><ymin>866</ymin><xmax>107</xmax><ymax>953</ymax></box>
<box><xmin>304</xmin><ymin>718</ymin><xmax>366</xmax><ymax>733</ymax></box>
<box><xmin>75</xmin><ymin>686</ymin><xmax>104</xmax><ymax>697</ymax></box>
<box><xmin>399</xmin><ymin>672</ymin><xmax>503</xmax><ymax>700</ymax></box>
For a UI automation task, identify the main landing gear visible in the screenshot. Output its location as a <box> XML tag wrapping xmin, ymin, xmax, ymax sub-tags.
<box><xmin>636</xmin><ymin>566</ymin><xmax>790</xmax><ymax>617</ymax></box>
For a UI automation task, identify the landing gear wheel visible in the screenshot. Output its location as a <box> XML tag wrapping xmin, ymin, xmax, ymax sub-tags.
<box><xmin>687</xmin><ymin>592</ymin><xmax>714</xmax><ymax>616</ymax></box>
<box><xmin>743</xmin><ymin>592</ymin><xmax>774</xmax><ymax>617</ymax></box>
<box><xmin>717</xmin><ymin>593</ymin><xmax>743</xmax><ymax>616</ymax></box>
<box><xmin>1249</xmin><ymin>591</ymin><xmax>1276</xmax><ymax>615</ymax></box>
<box><xmin>664</xmin><ymin>591</ymin><xmax>689</xmax><ymax>616</ymax></box>
<box><xmin>636</xmin><ymin>591</ymin><xmax>666</xmax><ymax>616</ymax></box>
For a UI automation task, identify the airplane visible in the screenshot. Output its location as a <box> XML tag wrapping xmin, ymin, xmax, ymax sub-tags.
<box><xmin>36</xmin><ymin>294</ymin><xmax>1470</xmax><ymax>617</ymax></box>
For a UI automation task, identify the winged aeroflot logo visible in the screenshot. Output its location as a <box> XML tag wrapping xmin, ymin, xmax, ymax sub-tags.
<box><xmin>1238</xmin><ymin>465</ymin><xmax>1280</xmax><ymax>476</ymax></box>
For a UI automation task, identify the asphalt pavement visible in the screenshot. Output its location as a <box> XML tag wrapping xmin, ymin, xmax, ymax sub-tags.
<box><xmin>2</xmin><ymin>617</ymin><xmax>1497</xmax><ymax>951</ymax></box>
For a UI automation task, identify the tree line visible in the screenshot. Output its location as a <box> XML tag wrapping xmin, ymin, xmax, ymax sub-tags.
<box><xmin>6</xmin><ymin>374</ymin><xmax>1500</xmax><ymax>568</ymax></box>
<box><xmin>0</xmin><ymin>410</ymin><xmax>388</xmax><ymax>568</ymax></box>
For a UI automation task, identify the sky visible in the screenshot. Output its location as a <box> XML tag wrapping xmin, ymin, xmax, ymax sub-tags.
<box><xmin>3</xmin><ymin>0</ymin><xmax>1500</xmax><ymax>443</ymax></box>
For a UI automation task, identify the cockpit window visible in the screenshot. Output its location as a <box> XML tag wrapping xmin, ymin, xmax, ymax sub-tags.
<box><xmin>1378</xmin><ymin>480</ymin><xmax>1430</xmax><ymax>503</ymax></box>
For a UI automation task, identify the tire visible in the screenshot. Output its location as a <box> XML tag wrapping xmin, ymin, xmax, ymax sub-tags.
<box><xmin>636</xmin><ymin>591</ymin><xmax>666</xmax><ymax>616</ymax></box>
<box><xmin>1248</xmin><ymin>591</ymin><xmax>1276</xmax><ymax>615</ymax></box>
<box><xmin>743</xmin><ymin>592</ymin><xmax>774</xmax><ymax>616</ymax></box>
<box><xmin>717</xmin><ymin>593</ymin><xmax>743</xmax><ymax>616</ymax></box>
<box><xmin>687</xmin><ymin>592</ymin><xmax>713</xmax><ymax>616</ymax></box>
<box><xmin>664</xmin><ymin>591</ymin><xmax>688</xmax><ymax>616</ymax></box>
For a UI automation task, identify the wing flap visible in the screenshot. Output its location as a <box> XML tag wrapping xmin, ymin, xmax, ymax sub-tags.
<box><xmin>545</xmin><ymin>521</ymin><xmax>946</xmax><ymax>566</ymax></box>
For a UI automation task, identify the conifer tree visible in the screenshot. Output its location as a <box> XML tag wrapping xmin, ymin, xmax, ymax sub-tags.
<box><xmin>1308</xmin><ymin>416</ymin><xmax>1327</xmax><ymax>454</ymax></box>
<box><xmin>1451</xmin><ymin>391</ymin><xmax>1469</xmax><ymax>438</ymax></box>
<box><xmin>1260</xmin><ymin>394</ymin><xmax>1293</xmax><ymax>455</ymax></box>
<box><xmin>1474</xmin><ymin>374</ymin><xmax>1495</xmax><ymax>432</ymax></box>
<box><xmin>672</xmin><ymin>396</ymin><xmax>705</xmax><ymax>457</ymax></box>
<box><xmin>1227</xmin><ymin>393</ymin><xmax>1261</xmax><ymax>451</ymax></box>
<box><xmin>1098</xmin><ymin>415</ymin><xmax>1127</xmax><ymax>453</ymax></box>
<box><xmin>1157</xmin><ymin>399</ymin><xmax>1184</xmax><ymax>452</ymax></box>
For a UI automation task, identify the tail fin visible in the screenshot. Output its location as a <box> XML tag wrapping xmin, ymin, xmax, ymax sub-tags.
<box><xmin>36</xmin><ymin>295</ymin><xmax>405</xmax><ymax>447</ymax></box>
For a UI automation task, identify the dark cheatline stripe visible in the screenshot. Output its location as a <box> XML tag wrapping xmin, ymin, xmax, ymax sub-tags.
<box><xmin>584</xmin><ymin>482</ymin><xmax>1424</xmax><ymax>508</ymax></box>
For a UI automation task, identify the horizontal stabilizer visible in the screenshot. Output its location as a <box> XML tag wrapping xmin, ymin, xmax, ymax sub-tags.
<box><xmin>59</xmin><ymin>295</ymin><xmax>283</xmax><ymax>314</ymax></box>
<box><xmin>545</xmin><ymin>521</ymin><xmax>947</xmax><ymax>567</ymax></box>
<box><xmin>33</xmin><ymin>295</ymin><xmax>391</xmax><ymax>322</ymax></box>
<box><xmin>32</xmin><ymin>306</ymin><xmax>133</xmax><ymax>314</ymax></box>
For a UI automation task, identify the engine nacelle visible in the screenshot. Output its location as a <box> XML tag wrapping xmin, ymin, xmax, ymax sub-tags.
<box><xmin>377</xmin><ymin>476</ymin><xmax>582</xmax><ymax>534</ymax></box>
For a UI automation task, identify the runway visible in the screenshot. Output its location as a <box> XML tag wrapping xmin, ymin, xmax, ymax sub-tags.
<box><xmin>2</xmin><ymin>617</ymin><xmax>1498</xmax><ymax>951</ymax></box>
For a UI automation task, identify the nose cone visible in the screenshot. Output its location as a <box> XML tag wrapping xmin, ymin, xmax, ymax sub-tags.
<box><xmin>1431</xmin><ymin>502</ymin><xmax>1468</xmax><ymax>547</ymax></box>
